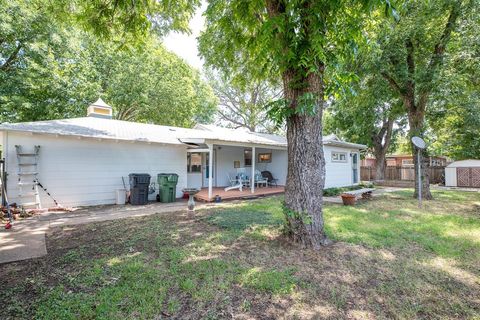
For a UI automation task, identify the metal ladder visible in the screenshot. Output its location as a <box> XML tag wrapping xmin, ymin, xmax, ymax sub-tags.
<box><xmin>15</xmin><ymin>145</ymin><xmax>41</xmax><ymax>209</ymax></box>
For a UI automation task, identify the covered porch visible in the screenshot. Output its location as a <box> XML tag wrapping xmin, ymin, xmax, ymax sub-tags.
<box><xmin>195</xmin><ymin>186</ymin><xmax>285</xmax><ymax>202</ymax></box>
<box><xmin>183</xmin><ymin>138</ymin><xmax>287</xmax><ymax>201</ymax></box>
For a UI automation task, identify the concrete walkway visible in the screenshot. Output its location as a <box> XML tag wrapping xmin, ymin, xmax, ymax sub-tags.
<box><xmin>0</xmin><ymin>201</ymin><xmax>210</xmax><ymax>264</ymax></box>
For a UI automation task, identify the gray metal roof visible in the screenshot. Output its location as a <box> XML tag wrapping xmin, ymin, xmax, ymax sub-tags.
<box><xmin>0</xmin><ymin>117</ymin><xmax>365</xmax><ymax>149</ymax></box>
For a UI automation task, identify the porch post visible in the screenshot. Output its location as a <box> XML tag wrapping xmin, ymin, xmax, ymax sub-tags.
<box><xmin>251</xmin><ymin>146</ymin><xmax>255</xmax><ymax>193</ymax></box>
<box><xmin>208</xmin><ymin>144</ymin><xmax>213</xmax><ymax>200</ymax></box>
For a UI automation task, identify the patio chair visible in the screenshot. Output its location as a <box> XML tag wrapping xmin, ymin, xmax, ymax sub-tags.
<box><xmin>255</xmin><ymin>170</ymin><xmax>268</xmax><ymax>188</ymax></box>
<box><xmin>226</xmin><ymin>172</ymin><xmax>237</xmax><ymax>187</ymax></box>
<box><xmin>224</xmin><ymin>175</ymin><xmax>243</xmax><ymax>192</ymax></box>
<box><xmin>261</xmin><ymin>171</ymin><xmax>278</xmax><ymax>187</ymax></box>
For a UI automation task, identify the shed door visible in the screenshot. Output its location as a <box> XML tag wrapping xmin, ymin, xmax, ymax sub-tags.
<box><xmin>457</xmin><ymin>167</ymin><xmax>480</xmax><ymax>187</ymax></box>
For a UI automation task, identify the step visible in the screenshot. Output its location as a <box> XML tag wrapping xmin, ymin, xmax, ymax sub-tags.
<box><xmin>20</xmin><ymin>202</ymin><xmax>40</xmax><ymax>207</ymax></box>
<box><xmin>18</xmin><ymin>172</ymin><xmax>38</xmax><ymax>176</ymax></box>
<box><xmin>19</xmin><ymin>192</ymin><xmax>39</xmax><ymax>197</ymax></box>
<box><xmin>18</xmin><ymin>182</ymin><xmax>37</xmax><ymax>186</ymax></box>
<box><xmin>17</xmin><ymin>153</ymin><xmax>38</xmax><ymax>157</ymax></box>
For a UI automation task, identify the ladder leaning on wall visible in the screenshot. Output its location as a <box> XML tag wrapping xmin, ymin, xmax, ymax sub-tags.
<box><xmin>15</xmin><ymin>145</ymin><xmax>41</xmax><ymax>210</ymax></box>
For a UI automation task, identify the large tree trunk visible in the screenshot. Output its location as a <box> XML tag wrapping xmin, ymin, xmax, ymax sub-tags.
<box><xmin>408</xmin><ymin>110</ymin><xmax>433</xmax><ymax>200</ymax></box>
<box><xmin>372</xmin><ymin>116</ymin><xmax>394</xmax><ymax>181</ymax></box>
<box><xmin>283</xmin><ymin>71</ymin><xmax>330</xmax><ymax>249</ymax></box>
<box><xmin>374</xmin><ymin>151</ymin><xmax>387</xmax><ymax>181</ymax></box>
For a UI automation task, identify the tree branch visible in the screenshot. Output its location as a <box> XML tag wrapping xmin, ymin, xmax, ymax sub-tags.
<box><xmin>0</xmin><ymin>42</ymin><xmax>23</xmax><ymax>70</ymax></box>
<box><xmin>405</xmin><ymin>38</ymin><xmax>415</xmax><ymax>107</ymax></box>
<box><xmin>381</xmin><ymin>72</ymin><xmax>403</xmax><ymax>96</ymax></box>
<box><xmin>418</xmin><ymin>3</ymin><xmax>461</xmax><ymax>110</ymax></box>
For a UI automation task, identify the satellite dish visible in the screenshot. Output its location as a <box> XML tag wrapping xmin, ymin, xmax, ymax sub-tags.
<box><xmin>411</xmin><ymin>136</ymin><xmax>426</xmax><ymax>149</ymax></box>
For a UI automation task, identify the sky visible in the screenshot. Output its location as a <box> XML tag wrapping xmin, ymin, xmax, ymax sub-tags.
<box><xmin>163</xmin><ymin>2</ymin><xmax>207</xmax><ymax>71</ymax></box>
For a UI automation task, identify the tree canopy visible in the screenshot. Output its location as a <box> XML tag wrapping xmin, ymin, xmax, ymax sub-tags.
<box><xmin>206</xmin><ymin>70</ymin><xmax>282</xmax><ymax>133</ymax></box>
<box><xmin>0</xmin><ymin>0</ymin><xmax>216</xmax><ymax>127</ymax></box>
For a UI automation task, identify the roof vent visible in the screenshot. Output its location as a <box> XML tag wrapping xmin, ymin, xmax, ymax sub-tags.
<box><xmin>87</xmin><ymin>98</ymin><xmax>113</xmax><ymax>119</ymax></box>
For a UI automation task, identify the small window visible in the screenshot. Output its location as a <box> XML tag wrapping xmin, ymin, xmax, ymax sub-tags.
<box><xmin>331</xmin><ymin>152</ymin><xmax>347</xmax><ymax>162</ymax></box>
<box><xmin>258</xmin><ymin>153</ymin><xmax>272</xmax><ymax>163</ymax></box>
<box><xmin>187</xmin><ymin>153</ymin><xmax>202</xmax><ymax>173</ymax></box>
<box><xmin>402</xmin><ymin>159</ymin><xmax>413</xmax><ymax>166</ymax></box>
<box><xmin>244</xmin><ymin>149</ymin><xmax>252</xmax><ymax>166</ymax></box>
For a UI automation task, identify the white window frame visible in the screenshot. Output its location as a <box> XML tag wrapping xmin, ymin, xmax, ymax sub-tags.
<box><xmin>331</xmin><ymin>152</ymin><xmax>347</xmax><ymax>163</ymax></box>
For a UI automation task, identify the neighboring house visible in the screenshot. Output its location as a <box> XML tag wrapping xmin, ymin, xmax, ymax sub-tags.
<box><xmin>362</xmin><ymin>155</ymin><xmax>447</xmax><ymax>167</ymax></box>
<box><xmin>0</xmin><ymin>99</ymin><xmax>366</xmax><ymax>207</ymax></box>
<box><xmin>445</xmin><ymin>160</ymin><xmax>480</xmax><ymax>188</ymax></box>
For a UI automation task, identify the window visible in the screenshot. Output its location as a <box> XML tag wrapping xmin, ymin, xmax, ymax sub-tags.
<box><xmin>402</xmin><ymin>159</ymin><xmax>414</xmax><ymax>166</ymax></box>
<box><xmin>244</xmin><ymin>149</ymin><xmax>252</xmax><ymax>166</ymax></box>
<box><xmin>258</xmin><ymin>153</ymin><xmax>272</xmax><ymax>163</ymax></box>
<box><xmin>331</xmin><ymin>152</ymin><xmax>347</xmax><ymax>162</ymax></box>
<box><xmin>187</xmin><ymin>153</ymin><xmax>202</xmax><ymax>173</ymax></box>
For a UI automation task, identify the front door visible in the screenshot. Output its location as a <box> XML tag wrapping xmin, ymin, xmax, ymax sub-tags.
<box><xmin>352</xmin><ymin>153</ymin><xmax>359</xmax><ymax>184</ymax></box>
<box><xmin>202</xmin><ymin>150</ymin><xmax>216</xmax><ymax>187</ymax></box>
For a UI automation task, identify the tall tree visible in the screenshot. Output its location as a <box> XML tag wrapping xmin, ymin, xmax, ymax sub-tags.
<box><xmin>427</xmin><ymin>3</ymin><xmax>480</xmax><ymax>160</ymax></box>
<box><xmin>326</xmin><ymin>77</ymin><xmax>406</xmax><ymax>180</ymax></box>
<box><xmin>206</xmin><ymin>70</ymin><xmax>281</xmax><ymax>133</ymax></box>
<box><xmin>1</xmin><ymin>0</ymin><xmax>216</xmax><ymax>126</ymax></box>
<box><xmin>91</xmin><ymin>38</ymin><xmax>217</xmax><ymax>127</ymax></box>
<box><xmin>199</xmin><ymin>0</ymin><xmax>390</xmax><ymax>248</ymax></box>
<box><xmin>376</xmin><ymin>0</ymin><xmax>470</xmax><ymax>199</ymax></box>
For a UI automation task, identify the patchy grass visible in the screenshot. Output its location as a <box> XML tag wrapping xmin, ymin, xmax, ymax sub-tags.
<box><xmin>0</xmin><ymin>189</ymin><xmax>479</xmax><ymax>319</ymax></box>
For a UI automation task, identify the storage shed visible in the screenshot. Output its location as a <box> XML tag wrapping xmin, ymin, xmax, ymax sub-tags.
<box><xmin>445</xmin><ymin>160</ymin><xmax>480</xmax><ymax>187</ymax></box>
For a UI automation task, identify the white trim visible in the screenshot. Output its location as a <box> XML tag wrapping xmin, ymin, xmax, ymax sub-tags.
<box><xmin>204</xmin><ymin>139</ymin><xmax>287</xmax><ymax>150</ymax></box>
<box><xmin>187</xmin><ymin>148</ymin><xmax>210</xmax><ymax>153</ymax></box>
<box><xmin>208</xmin><ymin>144</ymin><xmax>213</xmax><ymax>200</ymax></box>
<box><xmin>251</xmin><ymin>147</ymin><xmax>255</xmax><ymax>194</ymax></box>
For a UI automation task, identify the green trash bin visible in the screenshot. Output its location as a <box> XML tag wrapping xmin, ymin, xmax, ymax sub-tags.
<box><xmin>157</xmin><ymin>173</ymin><xmax>178</xmax><ymax>203</ymax></box>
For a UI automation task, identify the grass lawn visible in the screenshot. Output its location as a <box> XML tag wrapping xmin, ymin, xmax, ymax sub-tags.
<box><xmin>0</xmin><ymin>189</ymin><xmax>479</xmax><ymax>319</ymax></box>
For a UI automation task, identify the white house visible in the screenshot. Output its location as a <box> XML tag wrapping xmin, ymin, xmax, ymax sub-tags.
<box><xmin>0</xmin><ymin>100</ymin><xmax>366</xmax><ymax>207</ymax></box>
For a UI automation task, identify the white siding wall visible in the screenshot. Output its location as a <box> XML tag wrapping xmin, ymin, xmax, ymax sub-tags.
<box><xmin>187</xmin><ymin>173</ymin><xmax>202</xmax><ymax>189</ymax></box>
<box><xmin>324</xmin><ymin>146</ymin><xmax>359</xmax><ymax>188</ymax></box>
<box><xmin>2</xmin><ymin>131</ymin><xmax>363</xmax><ymax>208</ymax></box>
<box><xmin>445</xmin><ymin>167</ymin><xmax>457</xmax><ymax>187</ymax></box>
<box><xmin>215</xmin><ymin>146</ymin><xmax>245</xmax><ymax>187</ymax></box>
<box><xmin>4</xmin><ymin>132</ymin><xmax>187</xmax><ymax>207</ymax></box>
<box><xmin>213</xmin><ymin>145</ymin><xmax>358</xmax><ymax>188</ymax></box>
<box><xmin>254</xmin><ymin>148</ymin><xmax>287</xmax><ymax>185</ymax></box>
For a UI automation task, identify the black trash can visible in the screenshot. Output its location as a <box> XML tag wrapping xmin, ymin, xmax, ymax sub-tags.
<box><xmin>129</xmin><ymin>173</ymin><xmax>151</xmax><ymax>205</ymax></box>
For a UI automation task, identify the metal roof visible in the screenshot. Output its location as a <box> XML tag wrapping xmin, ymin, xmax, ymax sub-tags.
<box><xmin>446</xmin><ymin>159</ymin><xmax>480</xmax><ymax>168</ymax></box>
<box><xmin>0</xmin><ymin>117</ymin><xmax>365</xmax><ymax>149</ymax></box>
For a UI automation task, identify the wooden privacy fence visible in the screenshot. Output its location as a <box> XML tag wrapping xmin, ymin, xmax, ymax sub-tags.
<box><xmin>361</xmin><ymin>166</ymin><xmax>445</xmax><ymax>184</ymax></box>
